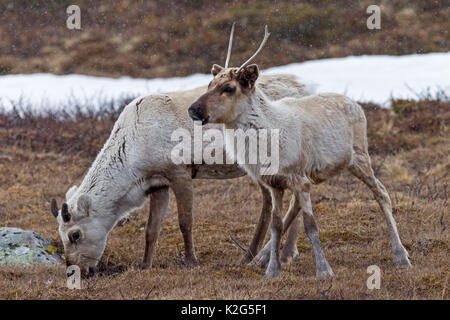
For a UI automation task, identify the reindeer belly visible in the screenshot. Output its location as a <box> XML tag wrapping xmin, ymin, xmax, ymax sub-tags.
<box><xmin>190</xmin><ymin>164</ymin><xmax>246</xmax><ymax>179</ymax></box>
<box><xmin>305</xmin><ymin>138</ymin><xmax>353</xmax><ymax>184</ymax></box>
<box><xmin>308</xmin><ymin>156</ymin><xmax>351</xmax><ymax>183</ymax></box>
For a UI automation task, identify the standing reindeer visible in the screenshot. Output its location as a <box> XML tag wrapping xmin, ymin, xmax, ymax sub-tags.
<box><xmin>50</xmin><ymin>26</ymin><xmax>312</xmax><ymax>276</ymax></box>
<box><xmin>188</xmin><ymin>26</ymin><xmax>412</xmax><ymax>278</ymax></box>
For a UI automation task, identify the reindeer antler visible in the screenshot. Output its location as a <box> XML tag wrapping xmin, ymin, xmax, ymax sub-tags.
<box><xmin>224</xmin><ymin>22</ymin><xmax>236</xmax><ymax>68</ymax></box>
<box><xmin>235</xmin><ymin>25</ymin><xmax>270</xmax><ymax>74</ymax></box>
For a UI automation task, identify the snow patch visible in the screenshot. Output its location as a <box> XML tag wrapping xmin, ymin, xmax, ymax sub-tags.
<box><xmin>0</xmin><ymin>52</ymin><xmax>448</xmax><ymax>111</ymax></box>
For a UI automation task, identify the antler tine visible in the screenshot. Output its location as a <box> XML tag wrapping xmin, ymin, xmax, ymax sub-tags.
<box><xmin>224</xmin><ymin>22</ymin><xmax>236</xmax><ymax>68</ymax></box>
<box><xmin>235</xmin><ymin>25</ymin><xmax>270</xmax><ymax>74</ymax></box>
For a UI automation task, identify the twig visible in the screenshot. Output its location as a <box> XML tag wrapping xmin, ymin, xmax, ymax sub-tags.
<box><xmin>317</xmin><ymin>279</ymin><xmax>333</xmax><ymax>299</ymax></box>
<box><xmin>229</xmin><ymin>235</ymin><xmax>248</xmax><ymax>254</ymax></box>
<box><xmin>118</xmin><ymin>288</ymin><xmax>126</xmax><ymax>300</ymax></box>
<box><xmin>274</xmin><ymin>282</ymin><xmax>288</xmax><ymax>296</ymax></box>
<box><xmin>145</xmin><ymin>286</ymin><xmax>155</xmax><ymax>300</ymax></box>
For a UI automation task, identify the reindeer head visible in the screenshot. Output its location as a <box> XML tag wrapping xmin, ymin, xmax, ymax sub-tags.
<box><xmin>189</xmin><ymin>24</ymin><xmax>270</xmax><ymax>125</ymax></box>
<box><xmin>51</xmin><ymin>186</ymin><xmax>111</xmax><ymax>277</ymax></box>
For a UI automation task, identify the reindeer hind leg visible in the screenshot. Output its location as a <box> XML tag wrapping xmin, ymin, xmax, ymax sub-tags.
<box><xmin>170</xmin><ymin>175</ymin><xmax>199</xmax><ymax>268</ymax></box>
<box><xmin>348</xmin><ymin>151</ymin><xmax>411</xmax><ymax>269</ymax></box>
<box><xmin>141</xmin><ymin>186</ymin><xmax>170</xmax><ymax>270</ymax></box>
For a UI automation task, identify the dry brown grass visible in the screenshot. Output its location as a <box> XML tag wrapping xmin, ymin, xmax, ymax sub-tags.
<box><xmin>0</xmin><ymin>0</ymin><xmax>448</xmax><ymax>78</ymax></box>
<box><xmin>0</xmin><ymin>98</ymin><xmax>448</xmax><ymax>300</ymax></box>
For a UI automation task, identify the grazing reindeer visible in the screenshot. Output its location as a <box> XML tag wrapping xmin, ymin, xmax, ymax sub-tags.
<box><xmin>49</xmin><ymin>26</ymin><xmax>311</xmax><ymax>276</ymax></box>
<box><xmin>188</xmin><ymin>26</ymin><xmax>412</xmax><ymax>278</ymax></box>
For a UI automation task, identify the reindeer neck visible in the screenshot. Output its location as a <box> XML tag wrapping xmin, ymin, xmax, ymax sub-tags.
<box><xmin>77</xmin><ymin>128</ymin><xmax>146</xmax><ymax>220</ymax></box>
<box><xmin>227</xmin><ymin>86</ymin><xmax>278</xmax><ymax>131</ymax></box>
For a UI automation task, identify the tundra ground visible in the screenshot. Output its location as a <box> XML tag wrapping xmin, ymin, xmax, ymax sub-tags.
<box><xmin>0</xmin><ymin>98</ymin><xmax>448</xmax><ymax>299</ymax></box>
<box><xmin>0</xmin><ymin>0</ymin><xmax>448</xmax><ymax>78</ymax></box>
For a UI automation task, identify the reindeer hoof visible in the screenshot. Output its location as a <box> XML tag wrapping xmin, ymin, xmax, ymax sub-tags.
<box><xmin>317</xmin><ymin>269</ymin><xmax>334</xmax><ymax>278</ymax></box>
<box><xmin>394</xmin><ymin>256</ymin><xmax>412</xmax><ymax>269</ymax></box>
<box><xmin>263</xmin><ymin>258</ymin><xmax>282</xmax><ymax>279</ymax></box>
<box><xmin>264</xmin><ymin>265</ymin><xmax>282</xmax><ymax>279</ymax></box>
<box><xmin>141</xmin><ymin>262</ymin><xmax>151</xmax><ymax>270</ymax></box>
<box><xmin>316</xmin><ymin>263</ymin><xmax>334</xmax><ymax>278</ymax></box>
<box><xmin>393</xmin><ymin>248</ymin><xmax>412</xmax><ymax>269</ymax></box>
<box><xmin>253</xmin><ymin>251</ymin><xmax>270</xmax><ymax>269</ymax></box>
<box><xmin>280</xmin><ymin>247</ymin><xmax>299</xmax><ymax>264</ymax></box>
<box><xmin>184</xmin><ymin>256</ymin><xmax>199</xmax><ymax>268</ymax></box>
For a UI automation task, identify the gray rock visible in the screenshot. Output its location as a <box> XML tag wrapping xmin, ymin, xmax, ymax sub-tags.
<box><xmin>0</xmin><ymin>227</ymin><xmax>62</xmax><ymax>266</ymax></box>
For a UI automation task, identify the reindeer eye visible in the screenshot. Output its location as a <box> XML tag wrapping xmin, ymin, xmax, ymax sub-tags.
<box><xmin>223</xmin><ymin>86</ymin><xmax>235</xmax><ymax>94</ymax></box>
<box><xmin>69</xmin><ymin>231</ymin><xmax>81</xmax><ymax>243</ymax></box>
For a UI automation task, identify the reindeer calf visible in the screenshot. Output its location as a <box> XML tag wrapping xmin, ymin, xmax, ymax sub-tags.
<box><xmin>189</xmin><ymin>27</ymin><xmax>412</xmax><ymax>278</ymax></box>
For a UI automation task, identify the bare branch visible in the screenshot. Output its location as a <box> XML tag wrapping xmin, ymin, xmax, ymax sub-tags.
<box><xmin>229</xmin><ymin>234</ymin><xmax>247</xmax><ymax>253</ymax></box>
<box><xmin>145</xmin><ymin>286</ymin><xmax>155</xmax><ymax>300</ymax></box>
<box><xmin>118</xmin><ymin>288</ymin><xmax>126</xmax><ymax>300</ymax></box>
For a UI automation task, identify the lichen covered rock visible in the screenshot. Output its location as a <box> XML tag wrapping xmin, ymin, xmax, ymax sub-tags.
<box><xmin>0</xmin><ymin>227</ymin><xmax>62</xmax><ymax>265</ymax></box>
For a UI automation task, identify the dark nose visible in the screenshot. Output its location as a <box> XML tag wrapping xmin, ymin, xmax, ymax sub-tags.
<box><xmin>188</xmin><ymin>102</ymin><xmax>207</xmax><ymax>124</ymax></box>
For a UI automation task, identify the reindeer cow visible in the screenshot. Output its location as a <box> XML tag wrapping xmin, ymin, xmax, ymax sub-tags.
<box><xmin>188</xmin><ymin>26</ymin><xmax>412</xmax><ymax>278</ymax></box>
<box><xmin>50</xmin><ymin>26</ymin><xmax>312</xmax><ymax>276</ymax></box>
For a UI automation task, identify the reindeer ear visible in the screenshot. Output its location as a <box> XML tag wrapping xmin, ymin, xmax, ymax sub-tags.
<box><xmin>66</xmin><ymin>185</ymin><xmax>78</xmax><ymax>200</ymax></box>
<box><xmin>238</xmin><ymin>64</ymin><xmax>259</xmax><ymax>89</ymax></box>
<box><xmin>61</xmin><ymin>203</ymin><xmax>71</xmax><ymax>223</ymax></box>
<box><xmin>211</xmin><ymin>64</ymin><xmax>224</xmax><ymax>77</ymax></box>
<box><xmin>51</xmin><ymin>198</ymin><xmax>59</xmax><ymax>218</ymax></box>
<box><xmin>77</xmin><ymin>194</ymin><xmax>91</xmax><ymax>217</ymax></box>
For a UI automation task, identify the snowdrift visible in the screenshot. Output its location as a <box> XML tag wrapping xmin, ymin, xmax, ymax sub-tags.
<box><xmin>0</xmin><ymin>52</ymin><xmax>448</xmax><ymax>111</ymax></box>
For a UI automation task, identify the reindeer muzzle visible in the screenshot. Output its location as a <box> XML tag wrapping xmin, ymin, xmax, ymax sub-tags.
<box><xmin>188</xmin><ymin>102</ymin><xmax>209</xmax><ymax>125</ymax></box>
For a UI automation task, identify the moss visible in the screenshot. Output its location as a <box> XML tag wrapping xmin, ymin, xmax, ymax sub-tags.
<box><xmin>45</xmin><ymin>245</ymin><xmax>58</xmax><ymax>254</ymax></box>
